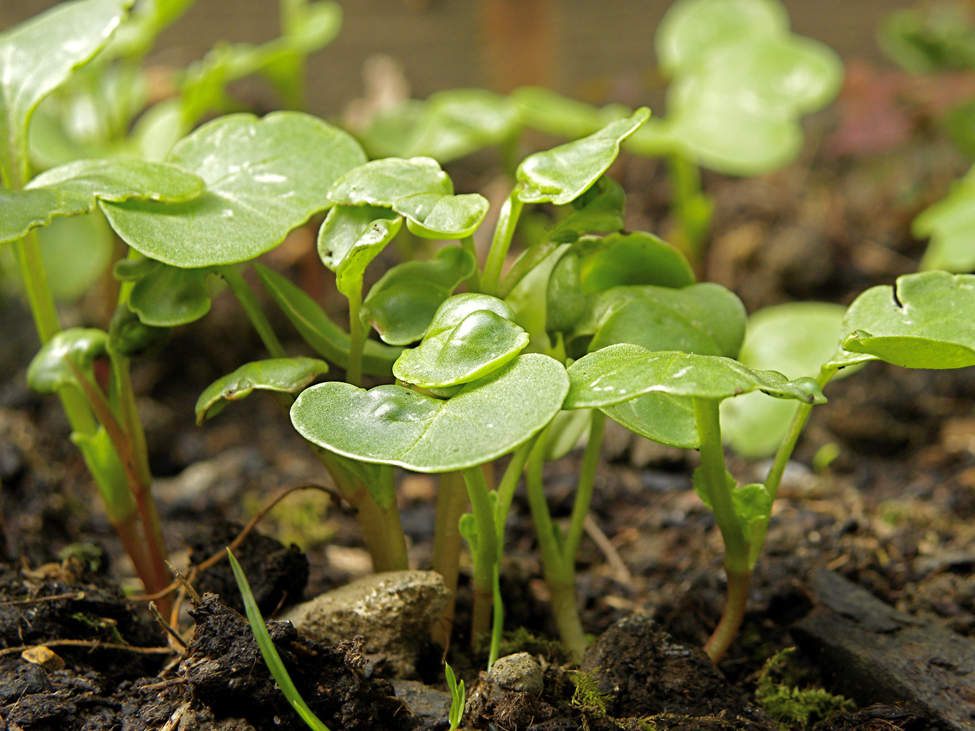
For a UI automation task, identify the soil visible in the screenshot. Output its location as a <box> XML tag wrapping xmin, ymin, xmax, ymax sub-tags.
<box><xmin>3</xmin><ymin>51</ymin><xmax>975</xmax><ymax>731</ymax></box>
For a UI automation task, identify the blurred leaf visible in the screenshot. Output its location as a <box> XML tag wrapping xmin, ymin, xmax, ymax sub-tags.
<box><xmin>196</xmin><ymin>357</ymin><xmax>329</xmax><ymax>423</ymax></box>
<box><xmin>37</xmin><ymin>213</ymin><xmax>114</xmax><ymax>301</ymax></box>
<box><xmin>102</xmin><ymin>112</ymin><xmax>366</xmax><ymax>267</ymax></box>
<box><xmin>512</xmin><ymin>87</ymin><xmax>631</xmax><ymax>140</ymax></box>
<box><xmin>291</xmin><ymin>354</ymin><xmax>568</xmax><ymax>472</ymax></box>
<box><xmin>915</xmin><ymin>170</ymin><xmax>975</xmax><ymax>272</ymax></box>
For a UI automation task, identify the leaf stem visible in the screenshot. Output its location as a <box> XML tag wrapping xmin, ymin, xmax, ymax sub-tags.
<box><xmin>562</xmin><ymin>410</ymin><xmax>605</xmax><ymax>564</ymax></box>
<box><xmin>481</xmin><ymin>193</ymin><xmax>524</xmax><ymax>297</ymax></box>
<box><xmin>525</xmin><ymin>434</ymin><xmax>587</xmax><ymax>664</ymax></box>
<box><xmin>703</xmin><ymin>567</ymin><xmax>752</xmax><ymax>663</ymax></box>
<box><xmin>460</xmin><ymin>236</ymin><xmax>481</xmax><ymax>293</ymax></box>
<box><xmin>220</xmin><ymin>266</ymin><xmax>288</xmax><ymax>359</ymax></box>
<box><xmin>432</xmin><ymin>470</ymin><xmax>468</xmax><ymax>648</ymax></box>
<box><xmin>462</xmin><ymin>466</ymin><xmax>499</xmax><ymax>645</ymax></box>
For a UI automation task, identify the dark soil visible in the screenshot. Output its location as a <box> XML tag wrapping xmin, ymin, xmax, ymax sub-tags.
<box><xmin>3</xmin><ymin>49</ymin><xmax>975</xmax><ymax>731</ymax></box>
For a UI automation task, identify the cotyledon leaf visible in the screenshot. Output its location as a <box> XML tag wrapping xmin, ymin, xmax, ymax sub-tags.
<box><xmin>101</xmin><ymin>112</ymin><xmax>367</xmax><ymax>267</ymax></box>
<box><xmin>291</xmin><ymin>353</ymin><xmax>568</xmax><ymax>473</ymax></box>
<box><xmin>0</xmin><ymin>159</ymin><xmax>204</xmax><ymax>245</ymax></box>
<box><xmin>832</xmin><ymin>271</ymin><xmax>975</xmax><ymax>370</ymax></box>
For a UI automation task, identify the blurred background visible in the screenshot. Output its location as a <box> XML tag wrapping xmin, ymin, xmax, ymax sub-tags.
<box><xmin>1</xmin><ymin>0</ymin><xmax>915</xmax><ymax>117</ymax></box>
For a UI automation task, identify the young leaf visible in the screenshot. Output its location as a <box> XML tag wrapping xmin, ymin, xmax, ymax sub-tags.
<box><xmin>913</xmin><ymin>174</ymin><xmax>975</xmax><ymax>272</ymax></box>
<box><xmin>27</xmin><ymin>328</ymin><xmax>108</xmax><ymax>394</ymax></box>
<box><xmin>327</xmin><ymin>157</ymin><xmax>489</xmax><ymax>238</ymax></box>
<box><xmin>0</xmin><ymin>159</ymin><xmax>203</xmax><ymax>244</ymax></box>
<box><xmin>516</xmin><ymin>108</ymin><xmax>650</xmax><ymax>205</ymax></box>
<box><xmin>392</xmin><ymin>294</ymin><xmax>529</xmax><ymax>388</ymax></box>
<box><xmin>0</xmin><ymin>0</ymin><xmax>131</xmax><ymax>186</ymax></box>
<box><xmin>255</xmin><ymin>263</ymin><xmax>402</xmax><ymax>376</ymax></box>
<box><xmin>291</xmin><ymin>354</ymin><xmax>568</xmax><ymax>473</ymax></box>
<box><xmin>546</xmin><ymin>176</ymin><xmax>628</xmax><ymax>244</ymax></box>
<box><xmin>835</xmin><ymin>271</ymin><xmax>975</xmax><ymax>370</ymax></box>
<box><xmin>692</xmin><ymin>469</ymin><xmax>772</xmax><ymax>568</ymax></box>
<box><xmin>101</xmin><ymin>112</ymin><xmax>367</xmax><ymax>267</ymax></box>
<box><xmin>318</xmin><ymin>205</ymin><xmax>402</xmax><ymax>298</ymax></box>
<box><xmin>114</xmin><ymin>258</ymin><xmax>213</xmax><ymax>327</ymax></box>
<box><xmin>362</xmin><ymin>246</ymin><xmax>477</xmax><ymax>345</ymax></box>
<box><xmin>565</xmin><ymin>343</ymin><xmax>825</xmax><ymax>410</ymax></box>
<box><xmin>196</xmin><ymin>357</ymin><xmax>330</xmax><ymax>423</ymax></box>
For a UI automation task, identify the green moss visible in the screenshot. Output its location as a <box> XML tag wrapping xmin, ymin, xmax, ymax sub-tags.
<box><xmin>756</xmin><ymin>648</ymin><xmax>854</xmax><ymax>729</ymax></box>
<box><xmin>571</xmin><ymin>670</ymin><xmax>611</xmax><ymax>716</ymax></box>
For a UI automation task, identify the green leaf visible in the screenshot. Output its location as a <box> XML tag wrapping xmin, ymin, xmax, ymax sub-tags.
<box><xmin>37</xmin><ymin>214</ymin><xmax>114</xmax><ymax>301</ymax></box>
<box><xmin>327</xmin><ymin>157</ymin><xmax>489</xmax><ymax>238</ymax></box>
<box><xmin>546</xmin><ymin>251</ymin><xmax>585</xmax><ymax>334</ymax></box>
<box><xmin>227</xmin><ymin>550</ymin><xmax>333</xmax><ymax>731</ymax></box>
<box><xmin>601</xmin><ymin>392</ymin><xmax>699</xmax><ymax>449</ymax></box>
<box><xmin>836</xmin><ymin>271</ymin><xmax>975</xmax><ymax>370</ymax></box>
<box><xmin>656</xmin><ymin>0</ymin><xmax>788</xmax><ymax>75</ymax></box>
<box><xmin>512</xmin><ymin>87</ymin><xmax>632</xmax><ymax>140</ymax></box>
<box><xmin>101</xmin><ymin>112</ymin><xmax>367</xmax><ymax>267</ymax></box>
<box><xmin>0</xmin><ymin>159</ymin><xmax>203</xmax><ymax>245</ymax></box>
<box><xmin>546</xmin><ymin>176</ymin><xmax>628</xmax><ymax>244</ymax></box>
<box><xmin>255</xmin><ymin>263</ymin><xmax>402</xmax><ymax>376</ymax></box>
<box><xmin>692</xmin><ymin>469</ymin><xmax>771</xmax><ymax>567</ymax></box>
<box><xmin>393</xmin><ymin>294</ymin><xmax>529</xmax><ymax>388</ymax></box>
<box><xmin>196</xmin><ymin>357</ymin><xmax>329</xmax><ymax>423</ymax></box>
<box><xmin>362</xmin><ymin>246</ymin><xmax>477</xmax><ymax>345</ymax></box>
<box><xmin>579</xmin><ymin>231</ymin><xmax>696</xmax><ymax>293</ymax></box>
<box><xmin>26</xmin><ymin>328</ymin><xmax>108</xmax><ymax>394</ymax></box>
<box><xmin>913</xmin><ymin>172</ymin><xmax>975</xmax><ymax>272</ymax></box>
<box><xmin>570</xmin><ymin>283</ymin><xmax>746</xmax><ymax>359</ymax></box>
<box><xmin>565</xmin><ymin>343</ymin><xmax>825</xmax><ymax>410</ymax></box>
<box><xmin>516</xmin><ymin>108</ymin><xmax>649</xmax><ymax>205</ymax></box>
<box><xmin>291</xmin><ymin>353</ymin><xmax>568</xmax><ymax>473</ymax></box>
<box><xmin>361</xmin><ymin>89</ymin><xmax>520</xmax><ymax>163</ymax></box>
<box><xmin>317</xmin><ymin>205</ymin><xmax>402</xmax><ymax>300</ymax></box>
<box><xmin>721</xmin><ymin>302</ymin><xmax>851</xmax><ymax>458</ymax></box>
<box><xmin>0</xmin><ymin>0</ymin><xmax>131</xmax><ymax>187</ymax></box>
<box><xmin>115</xmin><ymin>257</ymin><xmax>213</xmax><ymax>327</ymax></box>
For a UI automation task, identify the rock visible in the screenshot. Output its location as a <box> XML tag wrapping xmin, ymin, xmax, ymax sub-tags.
<box><xmin>279</xmin><ymin>570</ymin><xmax>450</xmax><ymax>678</ymax></box>
<box><xmin>391</xmin><ymin>679</ymin><xmax>451</xmax><ymax>727</ymax></box>
<box><xmin>488</xmin><ymin>652</ymin><xmax>544</xmax><ymax>695</ymax></box>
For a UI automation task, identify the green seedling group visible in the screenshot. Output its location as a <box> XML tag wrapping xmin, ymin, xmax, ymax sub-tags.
<box><xmin>3</xmin><ymin>0</ymin><xmax>974</xmax><ymax>695</ymax></box>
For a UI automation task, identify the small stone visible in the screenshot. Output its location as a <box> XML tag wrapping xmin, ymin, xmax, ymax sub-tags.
<box><xmin>21</xmin><ymin>646</ymin><xmax>65</xmax><ymax>672</ymax></box>
<box><xmin>488</xmin><ymin>652</ymin><xmax>543</xmax><ymax>695</ymax></box>
<box><xmin>279</xmin><ymin>570</ymin><xmax>449</xmax><ymax>678</ymax></box>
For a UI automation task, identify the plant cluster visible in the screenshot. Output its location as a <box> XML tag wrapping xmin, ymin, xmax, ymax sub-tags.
<box><xmin>3</xmin><ymin>0</ymin><xmax>975</xmax><ymax>687</ymax></box>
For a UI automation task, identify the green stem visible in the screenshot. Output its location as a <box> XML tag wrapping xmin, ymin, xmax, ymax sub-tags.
<box><xmin>493</xmin><ymin>437</ymin><xmax>536</xmax><ymax>545</ymax></box>
<box><xmin>431</xmin><ymin>471</ymin><xmax>468</xmax><ymax>648</ymax></box>
<box><xmin>562</xmin><ymin>410</ymin><xmax>605</xmax><ymax>565</ymax></box>
<box><xmin>462</xmin><ymin>466</ymin><xmax>499</xmax><ymax>645</ymax></box>
<box><xmin>525</xmin><ymin>435</ymin><xmax>587</xmax><ymax>664</ymax></box>
<box><xmin>667</xmin><ymin>152</ymin><xmax>711</xmax><ymax>265</ymax></box>
<box><xmin>346</xmin><ymin>288</ymin><xmax>365</xmax><ymax>388</ymax></box>
<box><xmin>221</xmin><ymin>266</ymin><xmax>288</xmax><ymax>359</ymax></box>
<box><xmin>460</xmin><ymin>236</ymin><xmax>482</xmax><ymax>293</ymax></box>
<box><xmin>481</xmin><ymin>193</ymin><xmax>524</xmax><ymax>297</ymax></box>
<box><xmin>693</xmin><ymin>397</ymin><xmax>748</xmax><ymax>573</ymax></box>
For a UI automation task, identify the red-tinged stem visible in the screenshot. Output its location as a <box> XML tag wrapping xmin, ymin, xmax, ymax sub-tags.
<box><xmin>704</xmin><ymin>568</ymin><xmax>752</xmax><ymax>664</ymax></box>
<box><xmin>431</xmin><ymin>471</ymin><xmax>467</xmax><ymax>648</ymax></box>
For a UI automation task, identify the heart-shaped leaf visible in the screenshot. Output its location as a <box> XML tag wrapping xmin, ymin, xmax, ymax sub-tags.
<box><xmin>516</xmin><ymin>108</ymin><xmax>649</xmax><ymax>205</ymax></box>
<box><xmin>579</xmin><ymin>231</ymin><xmax>696</xmax><ymax>293</ymax></box>
<box><xmin>0</xmin><ymin>159</ymin><xmax>204</xmax><ymax>245</ymax></box>
<box><xmin>565</xmin><ymin>343</ymin><xmax>825</xmax><ymax>410</ymax></box>
<box><xmin>101</xmin><ymin>112</ymin><xmax>367</xmax><ymax>267</ymax></box>
<box><xmin>327</xmin><ymin>157</ymin><xmax>489</xmax><ymax>239</ymax></box>
<box><xmin>114</xmin><ymin>258</ymin><xmax>212</xmax><ymax>327</ymax></box>
<box><xmin>291</xmin><ymin>353</ymin><xmax>568</xmax><ymax>472</ymax></box>
<box><xmin>0</xmin><ymin>0</ymin><xmax>130</xmax><ymax>186</ymax></box>
<box><xmin>255</xmin><ymin>263</ymin><xmax>402</xmax><ymax>376</ymax></box>
<box><xmin>835</xmin><ymin>271</ymin><xmax>975</xmax><ymax>370</ymax></box>
<box><xmin>393</xmin><ymin>294</ymin><xmax>529</xmax><ymax>387</ymax></box>
<box><xmin>27</xmin><ymin>328</ymin><xmax>108</xmax><ymax>394</ymax></box>
<box><xmin>317</xmin><ymin>205</ymin><xmax>402</xmax><ymax>300</ymax></box>
<box><xmin>570</xmin><ymin>283</ymin><xmax>746</xmax><ymax>359</ymax></box>
<box><xmin>196</xmin><ymin>357</ymin><xmax>329</xmax><ymax>423</ymax></box>
<box><xmin>362</xmin><ymin>246</ymin><xmax>477</xmax><ymax>345</ymax></box>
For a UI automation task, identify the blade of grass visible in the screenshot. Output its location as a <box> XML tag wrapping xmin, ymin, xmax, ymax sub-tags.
<box><xmin>227</xmin><ymin>549</ymin><xmax>332</xmax><ymax>731</ymax></box>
